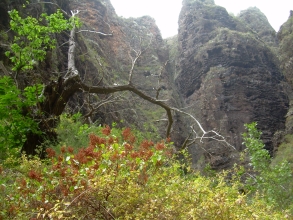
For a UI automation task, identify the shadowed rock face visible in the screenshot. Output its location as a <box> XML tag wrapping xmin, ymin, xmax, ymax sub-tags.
<box><xmin>278</xmin><ymin>12</ymin><xmax>293</xmax><ymax>93</ymax></box>
<box><xmin>277</xmin><ymin>11</ymin><xmax>293</xmax><ymax>143</ymax></box>
<box><xmin>176</xmin><ymin>0</ymin><xmax>288</xmax><ymax>169</ymax></box>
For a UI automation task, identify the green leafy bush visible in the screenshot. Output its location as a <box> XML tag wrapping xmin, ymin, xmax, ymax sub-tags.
<box><xmin>0</xmin><ymin>76</ymin><xmax>42</xmax><ymax>159</ymax></box>
<box><xmin>242</xmin><ymin>122</ymin><xmax>293</xmax><ymax>212</ymax></box>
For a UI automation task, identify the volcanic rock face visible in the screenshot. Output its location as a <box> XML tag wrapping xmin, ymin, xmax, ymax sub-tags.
<box><xmin>238</xmin><ymin>7</ymin><xmax>278</xmax><ymax>47</ymax></box>
<box><xmin>278</xmin><ymin>12</ymin><xmax>293</xmax><ymax>93</ymax></box>
<box><xmin>277</xmin><ymin>12</ymin><xmax>293</xmax><ymax>136</ymax></box>
<box><xmin>176</xmin><ymin>0</ymin><xmax>288</xmax><ymax>169</ymax></box>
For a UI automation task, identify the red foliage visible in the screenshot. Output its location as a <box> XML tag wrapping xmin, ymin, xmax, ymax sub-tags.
<box><xmin>58</xmin><ymin>155</ymin><xmax>63</xmax><ymax>162</ymax></box>
<box><xmin>121</xmin><ymin>151</ymin><xmax>127</xmax><ymax>158</ymax></box>
<box><xmin>8</xmin><ymin>205</ymin><xmax>16</xmax><ymax>215</ymax></box>
<box><xmin>124</xmin><ymin>143</ymin><xmax>133</xmax><ymax>151</ymax></box>
<box><xmin>75</xmin><ymin>149</ymin><xmax>88</xmax><ymax>164</ymax></box>
<box><xmin>130</xmin><ymin>152</ymin><xmax>139</xmax><ymax>159</ymax></box>
<box><xmin>84</xmin><ymin>146</ymin><xmax>95</xmax><ymax>157</ymax></box>
<box><xmin>92</xmin><ymin>162</ymin><xmax>100</xmax><ymax>170</ymax></box>
<box><xmin>122</xmin><ymin>127</ymin><xmax>131</xmax><ymax>140</ymax></box>
<box><xmin>140</xmin><ymin>140</ymin><xmax>154</xmax><ymax>150</ymax></box>
<box><xmin>19</xmin><ymin>178</ymin><xmax>27</xmax><ymax>188</ymax></box>
<box><xmin>108</xmin><ymin>136</ymin><xmax>114</xmax><ymax>144</ymax></box>
<box><xmin>52</xmin><ymin>162</ymin><xmax>61</xmax><ymax>171</ymax></box>
<box><xmin>165</xmin><ymin>149</ymin><xmax>173</xmax><ymax>158</ymax></box>
<box><xmin>155</xmin><ymin>142</ymin><xmax>165</xmax><ymax>151</ymax></box>
<box><xmin>110</xmin><ymin>151</ymin><xmax>120</xmax><ymax>161</ymax></box>
<box><xmin>129</xmin><ymin>135</ymin><xmax>136</xmax><ymax>144</ymax></box>
<box><xmin>102</xmin><ymin>125</ymin><xmax>111</xmax><ymax>136</ymax></box>
<box><xmin>67</xmin><ymin>146</ymin><xmax>74</xmax><ymax>153</ymax></box>
<box><xmin>145</xmin><ymin>150</ymin><xmax>153</xmax><ymax>160</ymax></box>
<box><xmin>28</xmin><ymin>170</ymin><xmax>42</xmax><ymax>182</ymax></box>
<box><xmin>46</xmin><ymin>148</ymin><xmax>56</xmax><ymax>158</ymax></box>
<box><xmin>89</xmin><ymin>133</ymin><xmax>107</xmax><ymax>147</ymax></box>
<box><xmin>122</xmin><ymin>127</ymin><xmax>135</xmax><ymax>143</ymax></box>
<box><xmin>60</xmin><ymin>146</ymin><xmax>66</xmax><ymax>154</ymax></box>
<box><xmin>59</xmin><ymin>168</ymin><xmax>67</xmax><ymax>177</ymax></box>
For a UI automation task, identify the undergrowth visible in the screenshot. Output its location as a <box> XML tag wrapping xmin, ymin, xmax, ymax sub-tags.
<box><xmin>0</xmin><ymin>119</ymin><xmax>292</xmax><ymax>219</ymax></box>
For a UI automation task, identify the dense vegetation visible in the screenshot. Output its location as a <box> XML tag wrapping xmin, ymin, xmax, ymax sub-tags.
<box><xmin>1</xmin><ymin>3</ymin><xmax>293</xmax><ymax>219</ymax></box>
<box><xmin>0</xmin><ymin>118</ymin><xmax>292</xmax><ymax>219</ymax></box>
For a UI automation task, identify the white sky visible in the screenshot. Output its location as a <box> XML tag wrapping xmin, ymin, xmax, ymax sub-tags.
<box><xmin>110</xmin><ymin>0</ymin><xmax>293</xmax><ymax>38</ymax></box>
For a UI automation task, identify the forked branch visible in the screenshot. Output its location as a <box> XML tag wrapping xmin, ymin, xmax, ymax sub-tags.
<box><xmin>60</xmin><ymin>9</ymin><xmax>233</xmax><ymax>151</ymax></box>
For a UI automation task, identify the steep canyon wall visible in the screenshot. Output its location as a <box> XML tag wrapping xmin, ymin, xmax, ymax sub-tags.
<box><xmin>176</xmin><ymin>0</ymin><xmax>289</xmax><ymax>169</ymax></box>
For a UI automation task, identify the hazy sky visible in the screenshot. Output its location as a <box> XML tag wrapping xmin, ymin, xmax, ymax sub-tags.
<box><xmin>110</xmin><ymin>0</ymin><xmax>293</xmax><ymax>38</ymax></box>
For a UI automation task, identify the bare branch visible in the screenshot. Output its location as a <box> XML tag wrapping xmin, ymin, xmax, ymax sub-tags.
<box><xmin>70</xmin><ymin>10</ymin><xmax>80</xmax><ymax>17</ymax></box>
<box><xmin>58</xmin><ymin>40</ymin><xmax>70</xmax><ymax>48</ymax></box>
<box><xmin>180</xmin><ymin>132</ymin><xmax>192</xmax><ymax>150</ymax></box>
<box><xmin>76</xmin><ymin>29</ymin><xmax>113</xmax><ymax>36</ymax></box>
<box><xmin>154</xmin><ymin>60</ymin><xmax>168</xmax><ymax>99</ymax></box>
<box><xmin>128</xmin><ymin>49</ymin><xmax>142</xmax><ymax>83</ymax></box>
<box><xmin>171</xmin><ymin>107</ymin><xmax>236</xmax><ymax>150</ymax></box>
<box><xmin>0</xmin><ymin>61</ymin><xmax>11</xmax><ymax>76</ymax></box>
<box><xmin>127</xmin><ymin>35</ymin><xmax>153</xmax><ymax>84</ymax></box>
<box><xmin>83</xmin><ymin>94</ymin><xmax>123</xmax><ymax>121</ymax></box>
<box><xmin>64</xmin><ymin>11</ymin><xmax>79</xmax><ymax>79</ymax></box>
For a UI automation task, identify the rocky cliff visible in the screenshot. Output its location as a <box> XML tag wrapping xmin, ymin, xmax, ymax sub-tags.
<box><xmin>176</xmin><ymin>0</ymin><xmax>288</xmax><ymax>169</ymax></box>
<box><xmin>273</xmin><ymin>11</ymin><xmax>293</xmax><ymax>162</ymax></box>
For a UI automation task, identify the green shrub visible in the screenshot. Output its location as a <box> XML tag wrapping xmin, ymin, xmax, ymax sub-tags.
<box><xmin>272</xmin><ymin>134</ymin><xmax>293</xmax><ymax>168</ymax></box>
<box><xmin>0</xmin><ymin>76</ymin><xmax>42</xmax><ymax>160</ymax></box>
<box><xmin>242</xmin><ymin>122</ymin><xmax>293</xmax><ymax>212</ymax></box>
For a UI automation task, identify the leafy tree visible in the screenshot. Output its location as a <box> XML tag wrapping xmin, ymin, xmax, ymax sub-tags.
<box><xmin>1</xmin><ymin>8</ymin><xmax>74</xmax><ymax>156</ymax></box>
<box><xmin>243</xmin><ymin>122</ymin><xmax>293</xmax><ymax>211</ymax></box>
